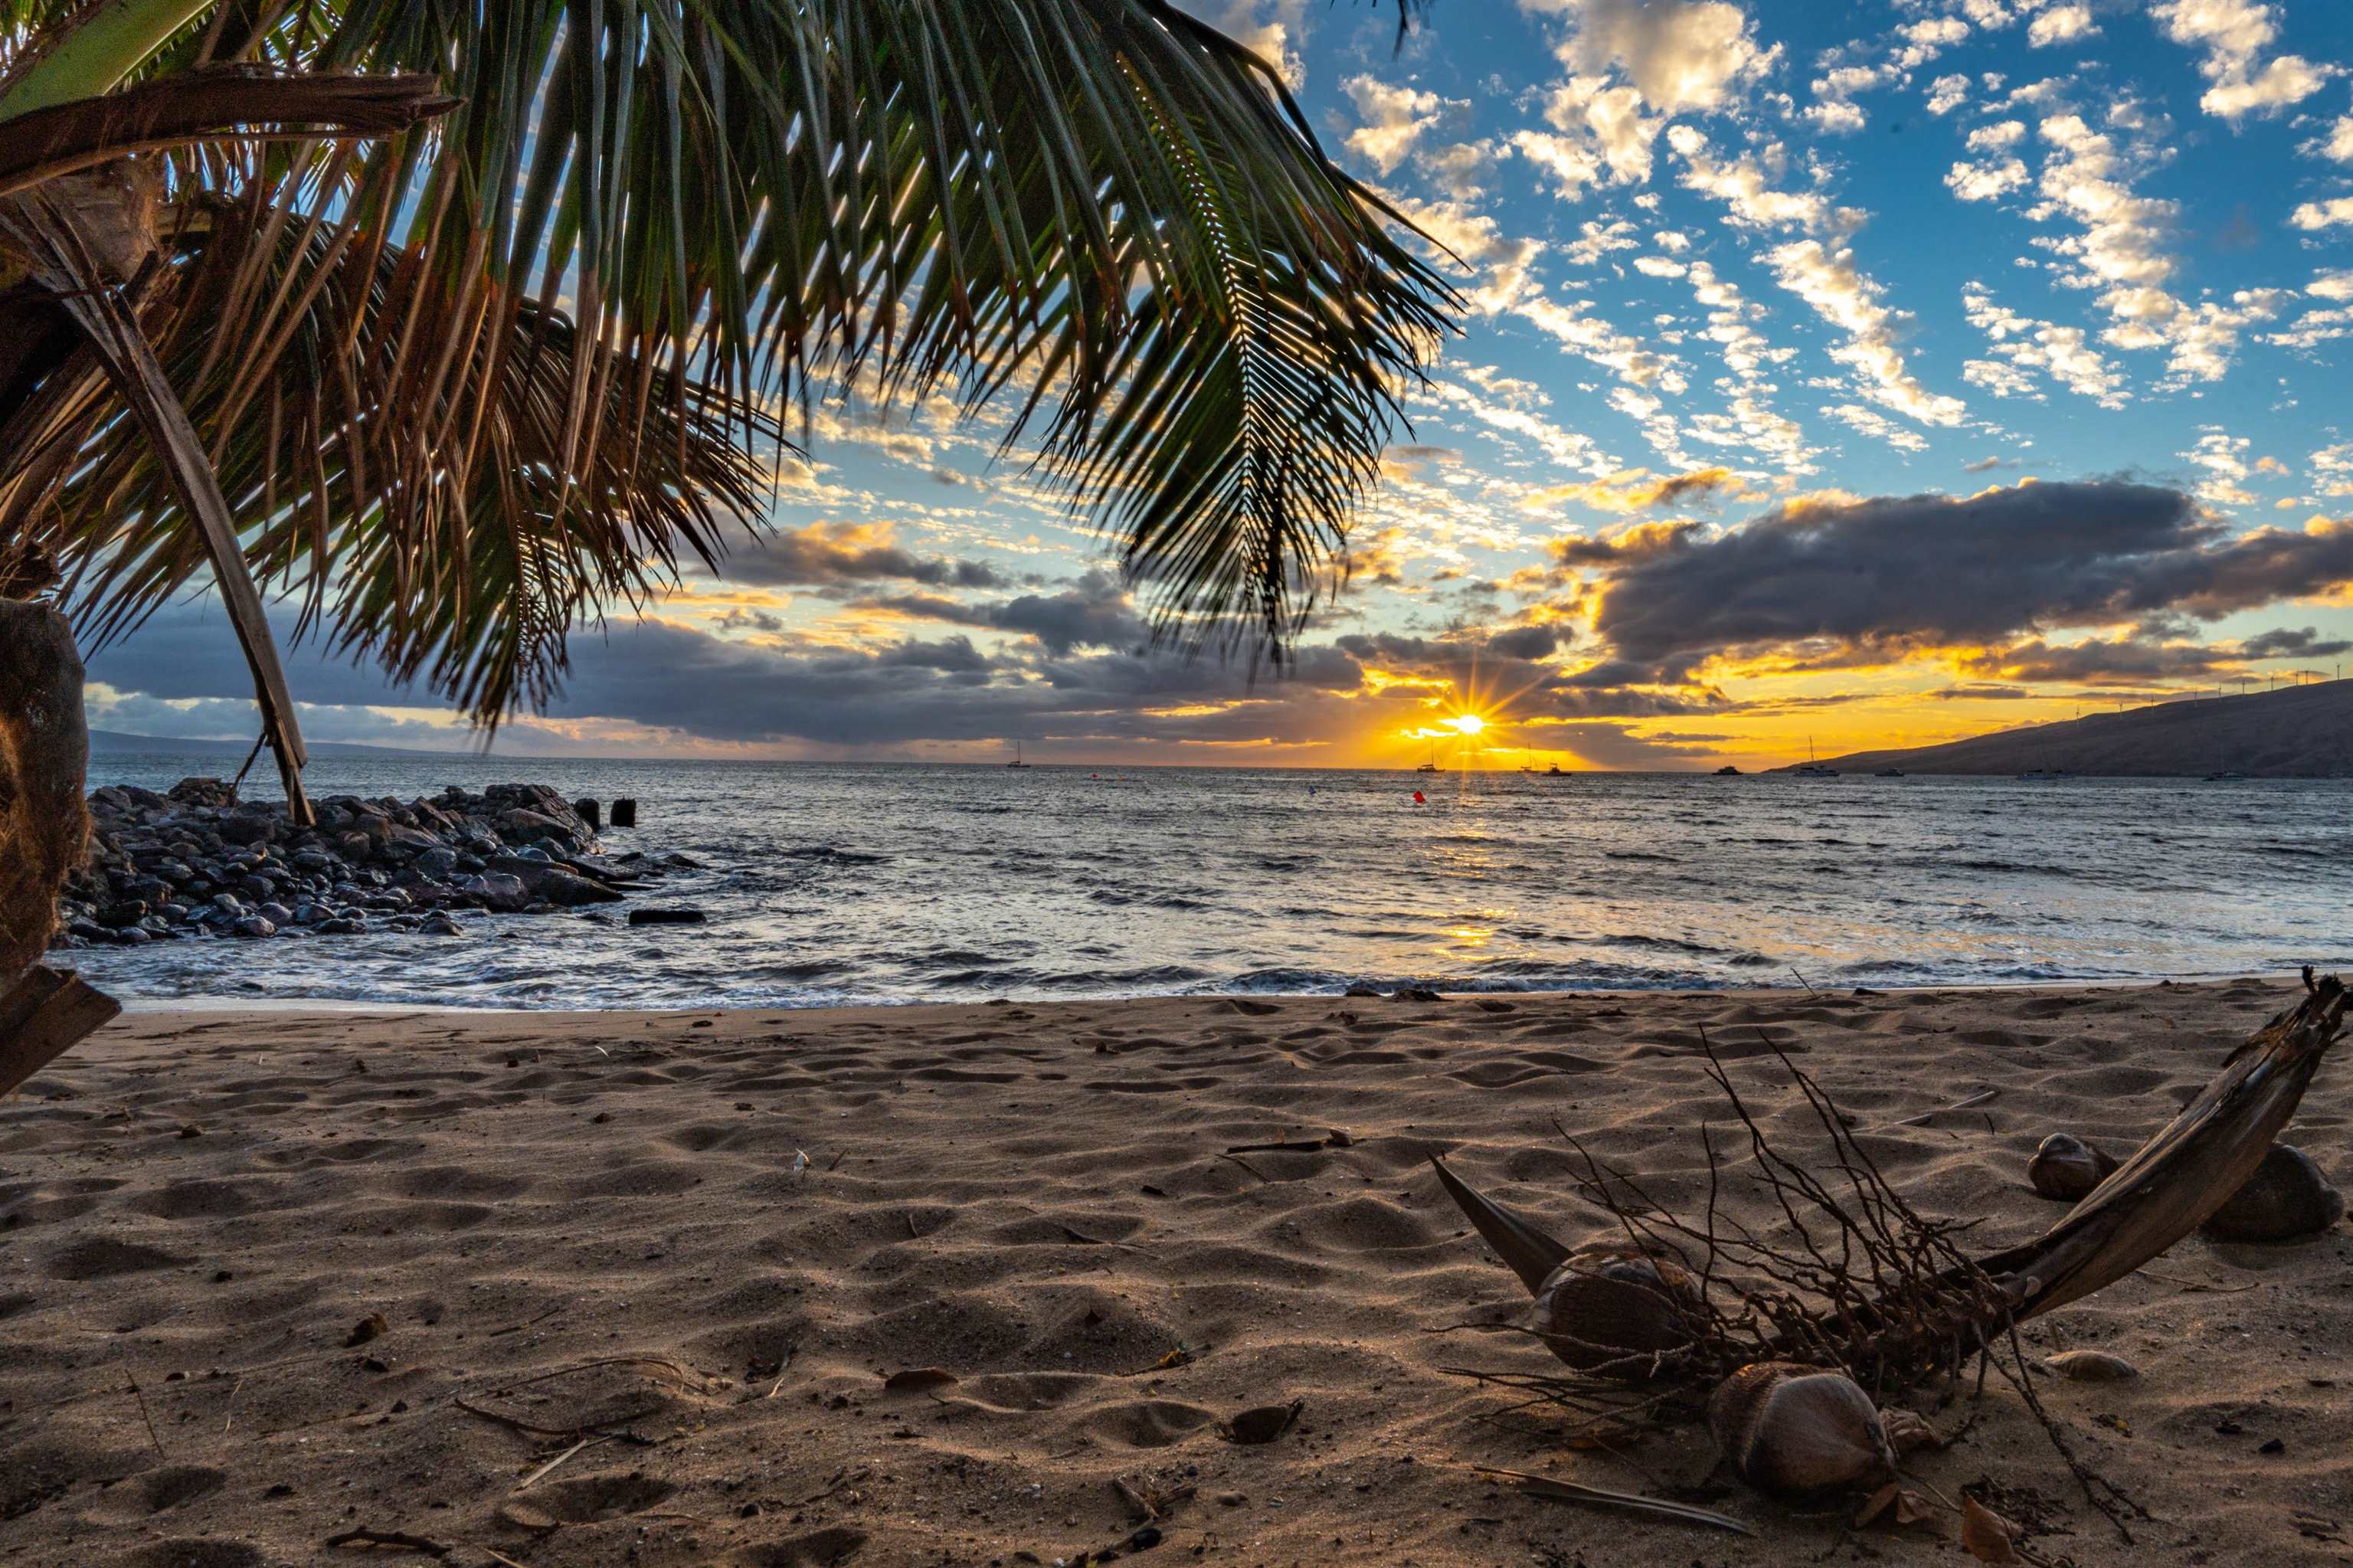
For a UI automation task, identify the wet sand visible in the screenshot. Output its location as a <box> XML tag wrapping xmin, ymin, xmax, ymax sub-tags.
<box><xmin>3</xmin><ymin>978</ymin><xmax>2348</xmax><ymax>1566</ymax></box>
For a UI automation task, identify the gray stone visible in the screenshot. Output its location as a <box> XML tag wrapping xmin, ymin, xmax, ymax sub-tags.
<box><xmin>232</xmin><ymin>915</ymin><xmax>277</xmax><ymax>938</ymax></box>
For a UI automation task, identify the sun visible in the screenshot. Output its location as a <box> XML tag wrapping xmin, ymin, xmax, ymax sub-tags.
<box><xmin>1446</xmin><ymin>712</ymin><xmax>1486</xmax><ymax>736</ymax></box>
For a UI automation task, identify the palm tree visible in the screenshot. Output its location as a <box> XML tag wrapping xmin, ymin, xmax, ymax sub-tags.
<box><xmin>0</xmin><ymin>0</ymin><xmax>1458</xmax><ymax>840</ymax></box>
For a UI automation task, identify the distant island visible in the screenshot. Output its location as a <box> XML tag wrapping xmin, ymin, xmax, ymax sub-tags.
<box><xmin>1785</xmin><ymin>679</ymin><xmax>2353</xmax><ymax>777</ymax></box>
<box><xmin>86</xmin><ymin>728</ymin><xmax>466</xmax><ymax>761</ymax></box>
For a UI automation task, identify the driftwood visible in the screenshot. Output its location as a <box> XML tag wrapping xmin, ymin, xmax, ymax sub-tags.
<box><xmin>1434</xmin><ymin>973</ymin><xmax>2348</xmax><ymax>1531</ymax></box>
<box><xmin>1</xmin><ymin>964</ymin><xmax>118</xmax><ymax>1097</ymax></box>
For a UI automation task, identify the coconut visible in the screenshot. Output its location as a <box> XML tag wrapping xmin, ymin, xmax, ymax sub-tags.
<box><xmin>2027</xmin><ymin>1133</ymin><xmax>2118</xmax><ymax>1203</ymax></box>
<box><xmin>1708</xmin><ymin>1361</ymin><xmax>1895</xmax><ymax>1498</ymax></box>
<box><xmin>1528</xmin><ymin>1241</ymin><xmax>1705</xmax><ymax>1377</ymax></box>
<box><xmin>2199</xmin><ymin>1144</ymin><xmax>2344</xmax><ymax>1243</ymax></box>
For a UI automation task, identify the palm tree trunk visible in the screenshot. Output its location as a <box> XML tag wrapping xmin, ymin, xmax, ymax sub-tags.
<box><xmin>0</xmin><ymin>596</ymin><xmax>91</xmax><ymax>980</ymax></box>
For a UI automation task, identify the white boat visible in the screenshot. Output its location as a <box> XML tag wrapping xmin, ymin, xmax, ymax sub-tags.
<box><xmin>1794</xmin><ymin>736</ymin><xmax>1838</xmax><ymax>777</ymax></box>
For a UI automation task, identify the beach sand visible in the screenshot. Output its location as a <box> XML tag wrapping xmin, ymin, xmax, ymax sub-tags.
<box><xmin>3</xmin><ymin>979</ymin><xmax>2349</xmax><ymax>1566</ymax></box>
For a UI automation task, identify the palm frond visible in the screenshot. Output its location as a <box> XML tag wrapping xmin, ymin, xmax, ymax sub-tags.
<box><xmin>5</xmin><ymin>0</ymin><xmax>1459</xmax><ymax>724</ymax></box>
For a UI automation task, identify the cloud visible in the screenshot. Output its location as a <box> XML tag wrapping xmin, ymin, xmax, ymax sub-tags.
<box><xmin>2149</xmin><ymin>0</ymin><xmax>2333</xmax><ymax>120</ymax></box>
<box><xmin>853</xmin><ymin>571</ymin><xmax>1149</xmax><ymax>656</ymax></box>
<box><xmin>2025</xmin><ymin>5</ymin><xmax>2096</xmax><ymax>47</ymax></box>
<box><xmin>1521</xmin><ymin>465</ymin><xmax>1739</xmax><ymax>512</ymax></box>
<box><xmin>2291</xmin><ymin>195</ymin><xmax>2353</xmax><ymax>231</ymax></box>
<box><xmin>1344</xmin><ymin>76</ymin><xmax>1449</xmax><ymax>174</ymax></box>
<box><xmin>1568</xmin><ymin>480</ymin><xmax>2353</xmax><ymax>680</ymax></box>
<box><xmin>1520</xmin><ymin>0</ymin><xmax>1775</xmax><ymax>117</ymax></box>
<box><xmin>724</xmin><ymin>521</ymin><xmax>1011</xmax><ymax>591</ymax></box>
<box><xmin>1961</xmin><ymin>282</ymin><xmax>2128</xmax><ymax>407</ymax></box>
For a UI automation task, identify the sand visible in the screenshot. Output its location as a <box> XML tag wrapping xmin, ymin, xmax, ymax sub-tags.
<box><xmin>3</xmin><ymin>979</ymin><xmax>2349</xmax><ymax>1567</ymax></box>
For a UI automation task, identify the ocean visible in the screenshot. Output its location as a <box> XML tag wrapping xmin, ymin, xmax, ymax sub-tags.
<box><xmin>67</xmin><ymin>750</ymin><xmax>2353</xmax><ymax>1010</ymax></box>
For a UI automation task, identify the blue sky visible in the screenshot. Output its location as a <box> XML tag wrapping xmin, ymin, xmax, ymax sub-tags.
<box><xmin>87</xmin><ymin>0</ymin><xmax>2353</xmax><ymax>769</ymax></box>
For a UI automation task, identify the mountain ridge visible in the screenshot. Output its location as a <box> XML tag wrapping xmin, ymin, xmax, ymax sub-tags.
<box><xmin>1789</xmin><ymin>679</ymin><xmax>2353</xmax><ymax>777</ymax></box>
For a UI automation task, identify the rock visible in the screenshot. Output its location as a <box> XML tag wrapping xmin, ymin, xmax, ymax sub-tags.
<box><xmin>2199</xmin><ymin>1144</ymin><xmax>2345</xmax><ymax>1243</ymax></box>
<box><xmin>420</xmin><ymin>914</ymin><xmax>465</xmax><ymax>937</ymax></box>
<box><xmin>460</xmin><ymin>872</ymin><xmax>530</xmax><ymax>913</ymax></box>
<box><xmin>231</xmin><ymin>915</ymin><xmax>277</xmax><ymax>939</ymax></box>
<box><xmin>574</xmin><ymin>798</ymin><xmax>602</xmax><ymax>832</ymax></box>
<box><xmin>2044</xmin><ymin>1349</ymin><xmax>2139</xmax><ymax>1382</ymax></box>
<box><xmin>413</xmin><ymin>846</ymin><xmax>460</xmax><ymax>878</ymax></box>
<box><xmin>610</xmin><ymin>798</ymin><xmax>638</xmax><ymax>829</ymax></box>
<box><xmin>629</xmin><ymin>908</ymin><xmax>705</xmax><ymax>926</ymax></box>
<box><xmin>97</xmin><ymin>900</ymin><xmax>149</xmax><ymax>928</ymax></box>
<box><xmin>166</xmin><ymin>777</ymin><xmax>237</xmax><ymax>808</ymax></box>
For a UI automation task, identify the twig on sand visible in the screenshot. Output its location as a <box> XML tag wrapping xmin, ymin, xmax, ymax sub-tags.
<box><xmin>450</xmin><ymin>1394</ymin><xmax>657</xmax><ymax>1445</ymax></box>
<box><xmin>785</xmin><ymin>1468</ymin><xmax>869</xmax><ymax>1509</ymax></box>
<box><xmin>128</xmin><ymin>1376</ymin><xmax>165</xmax><ymax>1460</ymax></box>
<box><xmin>1471</xmin><ymin>1465</ymin><xmax>1756</xmax><ymax>1535</ymax></box>
<box><xmin>1215</xmin><ymin>1151</ymin><xmax>1268</xmax><ymax>1183</ymax></box>
<box><xmin>1878</xmin><ymin>1087</ymin><xmax>2001</xmax><ymax>1130</ymax></box>
<box><xmin>323</xmin><ymin>1526</ymin><xmax>450</xmax><ymax>1556</ymax></box>
<box><xmin>513</xmin><ymin>1435</ymin><xmax>604</xmax><ymax>1491</ymax></box>
<box><xmin>488</xmin><ymin>1302</ymin><xmax>567</xmax><ymax>1337</ymax></box>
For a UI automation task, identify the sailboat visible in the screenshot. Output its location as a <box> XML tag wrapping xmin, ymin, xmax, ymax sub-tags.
<box><xmin>1518</xmin><ymin>749</ymin><xmax>1536</xmax><ymax>774</ymax></box>
<box><xmin>1007</xmin><ymin>741</ymin><xmax>1031</xmax><ymax>769</ymax></box>
<box><xmin>1415</xmin><ymin>738</ymin><xmax>1440</xmax><ymax>774</ymax></box>
<box><xmin>1794</xmin><ymin>736</ymin><xmax>1838</xmax><ymax>777</ymax></box>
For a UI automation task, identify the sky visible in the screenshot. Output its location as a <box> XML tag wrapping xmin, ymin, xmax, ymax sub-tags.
<box><xmin>85</xmin><ymin>0</ymin><xmax>2353</xmax><ymax>771</ymax></box>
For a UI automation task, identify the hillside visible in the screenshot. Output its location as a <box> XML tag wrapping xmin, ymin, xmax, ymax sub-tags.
<box><xmin>86</xmin><ymin>728</ymin><xmax>461</xmax><ymax>760</ymax></box>
<box><xmin>1794</xmin><ymin>679</ymin><xmax>2353</xmax><ymax>777</ymax></box>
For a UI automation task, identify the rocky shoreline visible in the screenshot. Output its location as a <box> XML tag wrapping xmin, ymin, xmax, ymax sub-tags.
<box><xmin>47</xmin><ymin>779</ymin><xmax>696</xmax><ymax>950</ymax></box>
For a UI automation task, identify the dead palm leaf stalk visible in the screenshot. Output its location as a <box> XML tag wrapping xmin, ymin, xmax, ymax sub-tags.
<box><xmin>1434</xmin><ymin>969</ymin><xmax>2348</xmax><ymax>1541</ymax></box>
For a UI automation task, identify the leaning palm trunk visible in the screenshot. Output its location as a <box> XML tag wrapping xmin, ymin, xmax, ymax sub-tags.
<box><xmin>1436</xmin><ymin>971</ymin><xmax>2348</xmax><ymax>1412</ymax></box>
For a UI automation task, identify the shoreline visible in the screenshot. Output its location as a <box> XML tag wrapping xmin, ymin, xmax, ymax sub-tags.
<box><xmin>90</xmin><ymin>968</ymin><xmax>2296</xmax><ymax>1016</ymax></box>
<box><xmin>5</xmin><ymin>978</ymin><xmax>2348</xmax><ymax>1564</ymax></box>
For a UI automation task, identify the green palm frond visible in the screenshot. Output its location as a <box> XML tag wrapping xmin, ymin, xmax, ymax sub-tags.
<box><xmin>2</xmin><ymin>0</ymin><xmax>1459</xmax><ymax>723</ymax></box>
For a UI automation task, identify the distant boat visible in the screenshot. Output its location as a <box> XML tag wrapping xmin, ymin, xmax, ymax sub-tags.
<box><xmin>1007</xmin><ymin>741</ymin><xmax>1031</xmax><ymax>769</ymax></box>
<box><xmin>2204</xmin><ymin>768</ymin><xmax>2247</xmax><ymax>781</ymax></box>
<box><xmin>1518</xmin><ymin>749</ymin><xmax>1536</xmax><ymax>774</ymax></box>
<box><xmin>2018</xmin><ymin>768</ymin><xmax>2056</xmax><ymax>781</ymax></box>
<box><xmin>1415</xmin><ymin>739</ymin><xmax>1440</xmax><ymax>774</ymax></box>
<box><xmin>1794</xmin><ymin>736</ymin><xmax>1838</xmax><ymax>777</ymax></box>
<box><xmin>1714</xmin><ymin>764</ymin><xmax>1741</xmax><ymax>776</ymax></box>
<box><xmin>1875</xmin><ymin>768</ymin><xmax>1905</xmax><ymax>777</ymax></box>
<box><xmin>1546</xmin><ymin>763</ymin><xmax>1569</xmax><ymax>777</ymax></box>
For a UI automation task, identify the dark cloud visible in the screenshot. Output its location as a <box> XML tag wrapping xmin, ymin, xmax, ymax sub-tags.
<box><xmin>722</xmin><ymin>521</ymin><xmax>1010</xmax><ymax>590</ymax></box>
<box><xmin>1576</xmin><ymin>482</ymin><xmax>2353</xmax><ymax>678</ymax></box>
<box><xmin>2240</xmin><ymin>626</ymin><xmax>2353</xmax><ymax>660</ymax></box>
<box><xmin>856</xmin><ymin>570</ymin><xmax>1148</xmax><ymax>656</ymax></box>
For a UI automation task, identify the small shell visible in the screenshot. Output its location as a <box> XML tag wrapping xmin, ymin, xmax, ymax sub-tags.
<box><xmin>1529</xmin><ymin>1242</ymin><xmax>1703</xmax><ymax>1379</ymax></box>
<box><xmin>2199</xmin><ymin>1144</ymin><xmax>2345</xmax><ymax>1244</ymax></box>
<box><xmin>1709</xmin><ymin>1362</ymin><xmax>1895</xmax><ymax>1498</ymax></box>
<box><xmin>2027</xmin><ymin>1133</ymin><xmax>2117</xmax><ymax>1203</ymax></box>
<box><xmin>2044</xmin><ymin>1349</ymin><xmax>2139</xmax><ymax>1382</ymax></box>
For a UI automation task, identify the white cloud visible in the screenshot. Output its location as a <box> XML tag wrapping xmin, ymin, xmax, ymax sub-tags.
<box><xmin>1821</xmin><ymin>401</ymin><xmax>1930</xmax><ymax>452</ymax></box>
<box><xmin>1964</xmin><ymin>358</ymin><xmax>2040</xmax><ymax>397</ymax></box>
<box><xmin>1968</xmin><ymin>119</ymin><xmax>2029</xmax><ymax>152</ymax></box>
<box><xmin>1520</xmin><ymin>0</ymin><xmax>1776</xmax><ymax>117</ymax></box>
<box><xmin>1926</xmin><ymin>73</ymin><xmax>1972</xmax><ymax>115</ymax></box>
<box><xmin>2313</xmin><ymin>441</ymin><xmax>2353</xmax><ymax>497</ymax></box>
<box><xmin>1946</xmin><ymin>156</ymin><xmax>2031</xmax><ymax>201</ymax></box>
<box><xmin>2149</xmin><ymin>0</ymin><xmax>2334</xmax><ymax>120</ymax></box>
<box><xmin>2025</xmin><ymin>5</ymin><xmax>2096</xmax><ymax>47</ymax></box>
<box><xmin>1667</xmin><ymin>129</ymin><xmax>1963</xmax><ymax>430</ymax></box>
<box><xmin>2308</xmin><ymin>116</ymin><xmax>2353</xmax><ymax>165</ymax></box>
<box><xmin>1768</xmin><ymin>241</ymin><xmax>1968</xmax><ymax>426</ymax></box>
<box><xmin>2180</xmin><ymin>426</ymin><xmax>2256</xmax><ymax>506</ymax></box>
<box><xmin>1343</xmin><ymin>77</ymin><xmax>1449</xmax><ymax>175</ymax></box>
<box><xmin>2291</xmin><ymin>195</ymin><xmax>2353</xmax><ymax>230</ymax></box>
<box><xmin>1961</xmin><ymin>282</ymin><xmax>2129</xmax><ymax>407</ymax></box>
<box><xmin>1563</xmin><ymin>217</ymin><xmax>1641</xmax><ymax>266</ymax></box>
<box><xmin>2310</xmin><ymin>270</ymin><xmax>2353</xmax><ymax>302</ymax></box>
